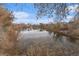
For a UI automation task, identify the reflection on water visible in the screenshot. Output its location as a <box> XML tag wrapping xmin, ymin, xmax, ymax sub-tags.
<box><xmin>19</xmin><ymin>30</ymin><xmax>49</xmax><ymax>39</ymax></box>
<box><xmin>17</xmin><ymin>30</ymin><xmax>79</xmax><ymax>49</ymax></box>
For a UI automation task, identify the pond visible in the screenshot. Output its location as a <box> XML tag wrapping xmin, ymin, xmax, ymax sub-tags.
<box><xmin>17</xmin><ymin>30</ymin><xmax>79</xmax><ymax>49</ymax></box>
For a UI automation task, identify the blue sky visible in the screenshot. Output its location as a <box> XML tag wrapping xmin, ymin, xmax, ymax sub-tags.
<box><xmin>4</xmin><ymin>3</ymin><xmax>38</xmax><ymax>24</ymax></box>
<box><xmin>3</xmin><ymin>3</ymin><xmax>79</xmax><ymax>24</ymax></box>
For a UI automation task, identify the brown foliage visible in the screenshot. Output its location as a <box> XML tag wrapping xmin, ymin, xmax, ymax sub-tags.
<box><xmin>13</xmin><ymin>23</ymin><xmax>32</xmax><ymax>31</ymax></box>
<box><xmin>0</xmin><ymin>7</ymin><xmax>18</xmax><ymax>50</ymax></box>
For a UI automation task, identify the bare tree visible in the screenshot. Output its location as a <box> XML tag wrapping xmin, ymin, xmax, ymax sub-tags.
<box><xmin>34</xmin><ymin>3</ymin><xmax>69</xmax><ymax>22</ymax></box>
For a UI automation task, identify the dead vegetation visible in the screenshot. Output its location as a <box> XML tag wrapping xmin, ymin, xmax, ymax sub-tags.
<box><xmin>0</xmin><ymin>4</ymin><xmax>79</xmax><ymax>56</ymax></box>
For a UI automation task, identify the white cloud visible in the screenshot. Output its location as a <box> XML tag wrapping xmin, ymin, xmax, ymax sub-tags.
<box><xmin>35</xmin><ymin>18</ymin><xmax>54</xmax><ymax>24</ymax></box>
<box><xmin>63</xmin><ymin>16</ymin><xmax>73</xmax><ymax>22</ymax></box>
<box><xmin>67</xmin><ymin>15</ymin><xmax>73</xmax><ymax>19</ymax></box>
<box><xmin>68</xmin><ymin>5</ymin><xmax>78</xmax><ymax>10</ymax></box>
<box><xmin>12</xmin><ymin>11</ymin><xmax>32</xmax><ymax>24</ymax></box>
<box><xmin>13</xmin><ymin>11</ymin><xmax>29</xmax><ymax>19</ymax></box>
<box><xmin>68</xmin><ymin>5</ymin><xmax>78</xmax><ymax>13</ymax></box>
<box><xmin>13</xmin><ymin>11</ymin><xmax>54</xmax><ymax>24</ymax></box>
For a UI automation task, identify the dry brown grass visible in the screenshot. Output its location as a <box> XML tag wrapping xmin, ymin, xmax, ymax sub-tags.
<box><xmin>7</xmin><ymin>44</ymin><xmax>79</xmax><ymax>56</ymax></box>
<box><xmin>21</xmin><ymin>39</ymin><xmax>79</xmax><ymax>56</ymax></box>
<box><xmin>0</xmin><ymin>26</ymin><xmax>18</xmax><ymax>49</ymax></box>
<box><xmin>1</xmin><ymin>38</ymin><xmax>78</xmax><ymax>56</ymax></box>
